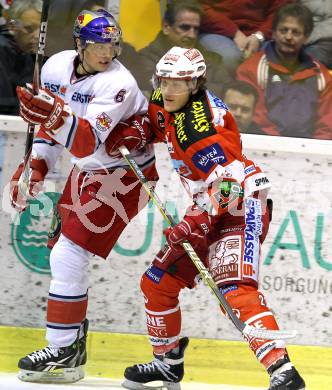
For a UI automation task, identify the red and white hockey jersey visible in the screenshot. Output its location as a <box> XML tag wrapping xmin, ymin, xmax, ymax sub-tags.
<box><xmin>32</xmin><ymin>50</ymin><xmax>155</xmax><ymax>172</ymax></box>
<box><xmin>149</xmin><ymin>87</ymin><xmax>245</xmax><ymax>216</ymax></box>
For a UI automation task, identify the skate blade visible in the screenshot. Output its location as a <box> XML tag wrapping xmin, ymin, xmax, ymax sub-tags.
<box><xmin>122</xmin><ymin>378</ymin><xmax>181</xmax><ymax>390</ymax></box>
<box><xmin>18</xmin><ymin>365</ymin><xmax>85</xmax><ymax>384</ymax></box>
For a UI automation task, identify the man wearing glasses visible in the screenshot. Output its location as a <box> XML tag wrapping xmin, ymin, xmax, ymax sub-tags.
<box><xmin>137</xmin><ymin>0</ymin><xmax>232</xmax><ymax>97</ymax></box>
<box><xmin>0</xmin><ymin>0</ymin><xmax>42</xmax><ymax>114</ymax></box>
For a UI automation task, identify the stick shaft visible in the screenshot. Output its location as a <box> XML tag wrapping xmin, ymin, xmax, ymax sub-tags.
<box><xmin>119</xmin><ymin>146</ymin><xmax>244</xmax><ymax>332</ymax></box>
<box><xmin>19</xmin><ymin>0</ymin><xmax>50</xmax><ymax>195</ymax></box>
<box><xmin>119</xmin><ymin>146</ymin><xmax>297</xmax><ymax>340</ymax></box>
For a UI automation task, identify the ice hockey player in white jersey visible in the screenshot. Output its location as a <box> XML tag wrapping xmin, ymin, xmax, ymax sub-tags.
<box><xmin>9</xmin><ymin>9</ymin><xmax>158</xmax><ymax>384</ymax></box>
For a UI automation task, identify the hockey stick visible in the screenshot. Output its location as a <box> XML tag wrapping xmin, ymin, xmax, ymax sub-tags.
<box><xmin>18</xmin><ymin>0</ymin><xmax>50</xmax><ymax>196</ymax></box>
<box><xmin>119</xmin><ymin>145</ymin><xmax>297</xmax><ymax>340</ymax></box>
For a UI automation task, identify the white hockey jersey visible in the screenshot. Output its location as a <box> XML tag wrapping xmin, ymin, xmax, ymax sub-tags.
<box><xmin>33</xmin><ymin>50</ymin><xmax>155</xmax><ymax>171</ymax></box>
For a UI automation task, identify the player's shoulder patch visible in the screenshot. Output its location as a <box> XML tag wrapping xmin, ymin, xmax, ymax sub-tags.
<box><xmin>174</xmin><ymin>90</ymin><xmax>216</xmax><ymax>151</ymax></box>
<box><xmin>96</xmin><ymin>112</ymin><xmax>113</xmax><ymax>132</ymax></box>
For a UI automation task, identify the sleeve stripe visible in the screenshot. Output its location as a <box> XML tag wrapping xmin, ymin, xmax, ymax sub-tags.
<box><xmin>65</xmin><ymin>115</ymin><xmax>78</xmax><ymax>149</ymax></box>
<box><xmin>33</xmin><ymin>138</ymin><xmax>57</xmax><ymax>146</ymax></box>
<box><xmin>92</xmin><ymin>127</ymin><xmax>102</xmax><ymax>151</ymax></box>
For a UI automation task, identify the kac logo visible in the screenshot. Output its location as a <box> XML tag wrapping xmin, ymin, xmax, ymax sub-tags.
<box><xmin>11</xmin><ymin>192</ymin><xmax>60</xmax><ymax>274</ymax></box>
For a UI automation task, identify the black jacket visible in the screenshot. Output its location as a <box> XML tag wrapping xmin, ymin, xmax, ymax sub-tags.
<box><xmin>0</xmin><ymin>26</ymin><xmax>35</xmax><ymax>115</ymax></box>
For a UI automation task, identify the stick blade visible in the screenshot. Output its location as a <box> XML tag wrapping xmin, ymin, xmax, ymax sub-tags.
<box><xmin>243</xmin><ymin>325</ymin><xmax>297</xmax><ymax>340</ymax></box>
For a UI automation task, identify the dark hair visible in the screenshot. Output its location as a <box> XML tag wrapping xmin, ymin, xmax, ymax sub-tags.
<box><xmin>223</xmin><ymin>81</ymin><xmax>259</xmax><ymax>105</ymax></box>
<box><xmin>272</xmin><ymin>3</ymin><xmax>314</xmax><ymax>37</ymax></box>
<box><xmin>163</xmin><ymin>0</ymin><xmax>202</xmax><ymax>26</ymax></box>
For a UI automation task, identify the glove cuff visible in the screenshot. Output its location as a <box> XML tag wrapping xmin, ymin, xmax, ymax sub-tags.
<box><xmin>30</xmin><ymin>158</ymin><xmax>49</xmax><ymax>178</ymax></box>
<box><xmin>184</xmin><ymin>205</ymin><xmax>211</xmax><ymax>235</ymax></box>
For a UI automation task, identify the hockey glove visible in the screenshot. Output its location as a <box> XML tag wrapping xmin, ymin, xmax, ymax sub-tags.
<box><xmin>164</xmin><ymin>205</ymin><xmax>211</xmax><ymax>251</ymax></box>
<box><xmin>105</xmin><ymin>114</ymin><xmax>152</xmax><ymax>158</ymax></box>
<box><xmin>17</xmin><ymin>85</ymin><xmax>72</xmax><ymax>133</ymax></box>
<box><xmin>10</xmin><ymin>157</ymin><xmax>48</xmax><ymax>212</ymax></box>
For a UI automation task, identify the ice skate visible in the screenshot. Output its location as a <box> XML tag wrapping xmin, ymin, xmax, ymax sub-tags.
<box><xmin>268</xmin><ymin>357</ymin><xmax>306</xmax><ymax>390</ymax></box>
<box><xmin>79</xmin><ymin>318</ymin><xmax>89</xmax><ymax>366</ymax></box>
<box><xmin>18</xmin><ymin>319</ymin><xmax>89</xmax><ymax>383</ymax></box>
<box><xmin>122</xmin><ymin>337</ymin><xmax>189</xmax><ymax>390</ymax></box>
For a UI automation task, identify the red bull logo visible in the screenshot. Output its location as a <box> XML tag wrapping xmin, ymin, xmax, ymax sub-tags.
<box><xmin>77</xmin><ymin>13</ymin><xmax>94</xmax><ymax>27</ymax></box>
<box><xmin>101</xmin><ymin>26</ymin><xmax>118</xmax><ymax>39</ymax></box>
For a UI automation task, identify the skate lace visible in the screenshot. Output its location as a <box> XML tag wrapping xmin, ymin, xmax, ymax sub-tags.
<box><xmin>28</xmin><ymin>346</ymin><xmax>59</xmax><ymax>363</ymax></box>
<box><xmin>136</xmin><ymin>358</ymin><xmax>179</xmax><ymax>382</ymax></box>
<box><xmin>137</xmin><ymin>358</ymin><xmax>171</xmax><ymax>374</ymax></box>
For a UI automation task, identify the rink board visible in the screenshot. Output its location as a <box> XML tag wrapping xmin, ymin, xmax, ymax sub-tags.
<box><xmin>0</xmin><ymin>326</ymin><xmax>331</xmax><ymax>390</ymax></box>
<box><xmin>0</xmin><ymin>125</ymin><xmax>331</xmax><ymax>348</ymax></box>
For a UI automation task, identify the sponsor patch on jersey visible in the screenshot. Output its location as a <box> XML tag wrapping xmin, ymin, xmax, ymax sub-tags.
<box><xmin>71</xmin><ymin>92</ymin><xmax>94</xmax><ymax>103</ymax></box>
<box><xmin>244</xmin><ymin>164</ymin><xmax>256</xmax><ymax>175</ymax></box>
<box><xmin>192</xmin><ymin>143</ymin><xmax>227</xmax><ymax>173</ymax></box>
<box><xmin>96</xmin><ymin>112</ymin><xmax>112</xmax><ymax>132</ymax></box>
<box><xmin>208</xmin><ymin>236</ymin><xmax>241</xmax><ymax>284</ymax></box>
<box><xmin>150</xmin><ymin>88</ymin><xmax>163</xmax><ymax>104</ymax></box>
<box><xmin>173</xmin><ymin>93</ymin><xmax>216</xmax><ymax>151</ymax></box>
<box><xmin>219</xmin><ymin>284</ymin><xmax>238</xmax><ymax>295</ymax></box>
<box><xmin>44</xmin><ymin>82</ymin><xmax>60</xmax><ymax>94</ymax></box>
<box><xmin>255</xmin><ymin>176</ymin><xmax>269</xmax><ymax>186</ymax></box>
<box><xmin>115</xmin><ymin>89</ymin><xmax>126</xmax><ymax>103</ymax></box>
<box><xmin>145</xmin><ymin>265</ymin><xmax>165</xmax><ymax>284</ymax></box>
<box><xmin>243</xmin><ymin>198</ymin><xmax>262</xmax><ymax>279</ymax></box>
<box><xmin>191</xmin><ymin>100</ymin><xmax>211</xmax><ymax>132</ymax></box>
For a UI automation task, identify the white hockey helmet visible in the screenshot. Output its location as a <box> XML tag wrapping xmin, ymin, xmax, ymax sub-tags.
<box><xmin>155</xmin><ymin>46</ymin><xmax>206</xmax><ymax>81</ymax></box>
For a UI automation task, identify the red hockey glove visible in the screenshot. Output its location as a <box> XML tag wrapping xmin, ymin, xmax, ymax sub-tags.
<box><xmin>10</xmin><ymin>157</ymin><xmax>48</xmax><ymax>212</ymax></box>
<box><xmin>16</xmin><ymin>85</ymin><xmax>72</xmax><ymax>133</ymax></box>
<box><xmin>164</xmin><ymin>205</ymin><xmax>211</xmax><ymax>251</ymax></box>
<box><xmin>105</xmin><ymin>114</ymin><xmax>152</xmax><ymax>158</ymax></box>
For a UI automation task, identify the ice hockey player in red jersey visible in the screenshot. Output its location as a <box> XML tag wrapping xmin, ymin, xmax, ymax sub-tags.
<box><xmin>9</xmin><ymin>9</ymin><xmax>157</xmax><ymax>384</ymax></box>
<box><xmin>120</xmin><ymin>47</ymin><xmax>305</xmax><ymax>390</ymax></box>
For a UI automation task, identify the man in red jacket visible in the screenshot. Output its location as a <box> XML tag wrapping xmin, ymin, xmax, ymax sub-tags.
<box><xmin>237</xmin><ymin>3</ymin><xmax>332</xmax><ymax>139</ymax></box>
<box><xmin>199</xmin><ymin>0</ymin><xmax>290</xmax><ymax>73</ymax></box>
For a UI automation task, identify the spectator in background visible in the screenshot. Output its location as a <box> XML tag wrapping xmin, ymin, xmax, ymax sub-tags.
<box><xmin>0</xmin><ymin>0</ymin><xmax>42</xmax><ymax>115</ymax></box>
<box><xmin>299</xmin><ymin>0</ymin><xmax>332</xmax><ymax>69</ymax></box>
<box><xmin>0</xmin><ymin>0</ymin><xmax>12</xmax><ymax>26</ymax></box>
<box><xmin>137</xmin><ymin>0</ymin><xmax>232</xmax><ymax>97</ymax></box>
<box><xmin>199</xmin><ymin>0</ymin><xmax>291</xmax><ymax>74</ymax></box>
<box><xmin>237</xmin><ymin>3</ymin><xmax>332</xmax><ymax>140</ymax></box>
<box><xmin>223</xmin><ymin>81</ymin><xmax>264</xmax><ymax>135</ymax></box>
